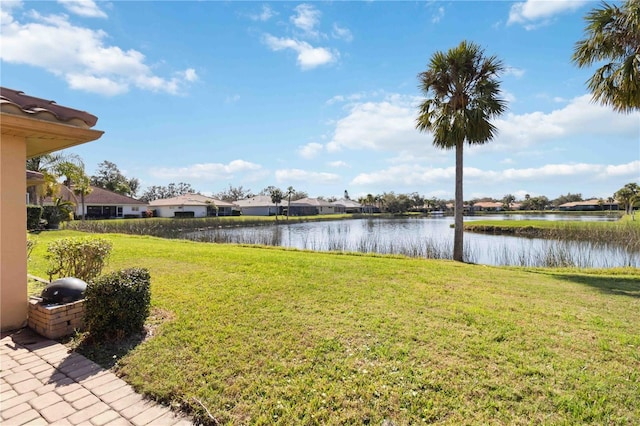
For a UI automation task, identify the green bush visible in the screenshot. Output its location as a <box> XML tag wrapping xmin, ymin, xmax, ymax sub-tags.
<box><xmin>85</xmin><ymin>268</ymin><xmax>151</xmax><ymax>340</ymax></box>
<box><xmin>46</xmin><ymin>237</ymin><xmax>112</xmax><ymax>282</ymax></box>
<box><xmin>27</xmin><ymin>205</ymin><xmax>43</xmax><ymax>230</ymax></box>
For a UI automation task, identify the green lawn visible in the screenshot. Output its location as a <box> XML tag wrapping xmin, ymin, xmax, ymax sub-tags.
<box><xmin>28</xmin><ymin>231</ymin><xmax>640</xmax><ymax>425</ymax></box>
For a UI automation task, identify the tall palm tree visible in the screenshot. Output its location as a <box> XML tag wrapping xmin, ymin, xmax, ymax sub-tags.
<box><xmin>270</xmin><ymin>188</ymin><xmax>284</xmax><ymax>221</ymax></box>
<box><xmin>365</xmin><ymin>194</ymin><xmax>375</xmax><ymax>214</ymax></box>
<box><xmin>572</xmin><ymin>0</ymin><xmax>640</xmax><ymax>113</ymax></box>
<box><xmin>286</xmin><ymin>186</ymin><xmax>295</xmax><ymax>221</ymax></box>
<box><xmin>417</xmin><ymin>40</ymin><xmax>506</xmax><ymax>261</ymax></box>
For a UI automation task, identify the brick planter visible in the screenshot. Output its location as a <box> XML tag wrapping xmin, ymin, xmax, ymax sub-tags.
<box><xmin>28</xmin><ymin>298</ymin><xmax>85</xmax><ymax>339</ymax></box>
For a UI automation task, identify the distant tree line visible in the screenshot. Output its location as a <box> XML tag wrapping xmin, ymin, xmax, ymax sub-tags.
<box><xmin>25</xmin><ymin>156</ymin><xmax>638</xmax><ymax>215</ymax></box>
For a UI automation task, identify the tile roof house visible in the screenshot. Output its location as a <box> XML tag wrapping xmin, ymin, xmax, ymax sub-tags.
<box><xmin>558</xmin><ymin>199</ymin><xmax>618</xmax><ymax>211</ymax></box>
<box><xmin>234</xmin><ymin>195</ymin><xmax>282</xmax><ymax>216</ymax></box>
<box><xmin>80</xmin><ymin>186</ymin><xmax>148</xmax><ymax>218</ymax></box>
<box><xmin>331</xmin><ymin>198</ymin><xmax>363</xmax><ymax>214</ymax></box>
<box><xmin>472</xmin><ymin>201</ymin><xmax>504</xmax><ymax>211</ymax></box>
<box><xmin>291</xmin><ymin>197</ymin><xmax>337</xmax><ymax>215</ymax></box>
<box><xmin>1</xmin><ymin>87</ymin><xmax>103</xmax><ymax>331</ymax></box>
<box><xmin>43</xmin><ymin>185</ymin><xmax>148</xmax><ymax>218</ymax></box>
<box><xmin>149</xmin><ymin>194</ymin><xmax>236</xmax><ymax>218</ymax></box>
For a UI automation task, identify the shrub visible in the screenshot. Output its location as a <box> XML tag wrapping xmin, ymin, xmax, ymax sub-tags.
<box><xmin>27</xmin><ymin>205</ymin><xmax>43</xmax><ymax>230</ymax></box>
<box><xmin>85</xmin><ymin>268</ymin><xmax>151</xmax><ymax>340</ymax></box>
<box><xmin>46</xmin><ymin>237</ymin><xmax>112</xmax><ymax>282</ymax></box>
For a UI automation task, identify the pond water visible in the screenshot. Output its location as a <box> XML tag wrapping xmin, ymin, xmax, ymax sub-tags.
<box><xmin>186</xmin><ymin>214</ymin><xmax>638</xmax><ymax>268</ymax></box>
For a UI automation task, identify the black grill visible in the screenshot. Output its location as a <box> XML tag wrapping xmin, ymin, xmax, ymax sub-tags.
<box><xmin>40</xmin><ymin>277</ymin><xmax>87</xmax><ymax>304</ymax></box>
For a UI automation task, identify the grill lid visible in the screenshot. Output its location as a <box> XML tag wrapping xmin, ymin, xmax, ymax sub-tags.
<box><xmin>40</xmin><ymin>277</ymin><xmax>87</xmax><ymax>304</ymax></box>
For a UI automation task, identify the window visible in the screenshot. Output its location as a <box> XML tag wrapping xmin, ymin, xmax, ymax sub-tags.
<box><xmin>132</xmin><ymin>207</ymin><xmax>139</xmax><ymax>212</ymax></box>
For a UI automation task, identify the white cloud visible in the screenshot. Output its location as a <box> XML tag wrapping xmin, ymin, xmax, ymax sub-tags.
<box><xmin>332</xmin><ymin>23</ymin><xmax>353</xmax><ymax>42</ymax></box>
<box><xmin>181</xmin><ymin>68</ymin><xmax>198</xmax><ymax>82</ymax></box>
<box><xmin>432</xmin><ymin>6</ymin><xmax>445</xmax><ymax>23</ymax></box>
<box><xmin>275</xmin><ymin>169</ymin><xmax>341</xmax><ymax>184</ymax></box>
<box><xmin>324</xmin><ymin>92</ymin><xmax>638</xmax><ymax>168</ymax></box>
<box><xmin>57</xmin><ymin>0</ymin><xmax>107</xmax><ymax>18</ymax></box>
<box><xmin>249</xmin><ymin>5</ymin><xmax>275</xmax><ymax>22</ymax></box>
<box><xmin>351</xmin><ymin>161</ymin><xmax>640</xmax><ymax>188</ymax></box>
<box><xmin>605</xmin><ymin>161</ymin><xmax>640</xmax><ymax>177</ymax></box>
<box><xmin>0</xmin><ymin>7</ymin><xmax>197</xmax><ymax>96</ymax></box>
<box><xmin>150</xmin><ymin>160</ymin><xmax>262</xmax><ymax>180</ymax></box>
<box><xmin>325</xmin><ymin>94</ymin><xmax>450</xmax><ymax>164</ymax></box>
<box><xmin>66</xmin><ymin>73</ymin><xmax>128</xmax><ymax>95</ymax></box>
<box><xmin>291</xmin><ymin>4</ymin><xmax>321</xmax><ymax>38</ymax></box>
<box><xmin>508</xmin><ymin>0</ymin><xmax>589</xmax><ymax>28</ymax></box>
<box><xmin>504</xmin><ymin>66</ymin><xmax>525</xmax><ymax>78</ymax></box>
<box><xmin>492</xmin><ymin>95</ymin><xmax>640</xmax><ymax>150</ymax></box>
<box><xmin>263</xmin><ymin>34</ymin><xmax>336</xmax><ymax>70</ymax></box>
<box><xmin>352</xmin><ymin>165</ymin><xmax>456</xmax><ymax>186</ymax></box>
<box><xmin>225</xmin><ymin>94</ymin><xmax>241</xmax><ymax>103</ymax></box>
<box><xmin>328</xmin><ymin>161</ymin><xmax>349</xmax><ymax>168</ymax></box>
<box><xmin>326</xmin><ymin>92</ymin><xmax>364</xmax><ymax>105</ymax></box>
<box><xmin>298</xmin><ymin>142</ymin><xmax>324</xmax><ymax>159</ymax></box>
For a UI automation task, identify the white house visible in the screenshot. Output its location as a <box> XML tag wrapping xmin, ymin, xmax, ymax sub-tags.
<box><xmin>234</xmin><ymin>195</ymin><xmax>281</xmax><ymax>216</ymax></box>
<box><xmin>293</xmin><ymin>198</ymin><xmax>336</xmax><ymax>215</ymax></box>
<box><xmin>149</xmin><ymin>194</ymin><xmax>235</xmax><ymax>218</ymax></box>
<box><xmin>331</xmin><ymin>198</ymin><xmax>363</xmax><ymax>214</ymax></box>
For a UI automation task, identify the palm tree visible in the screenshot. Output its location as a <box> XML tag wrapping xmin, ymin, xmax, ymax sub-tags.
<box><xmin>286</xmin><ymin>186</ymin><xmax>295</xmax><ymax>221</ymax></box>
<box><xmin>615</xmin><ymin>182</ymin><xmax>640</xmax><ymax>214</ymax></box>
<box><xmin>26</xmin><ymin>152</ymin><xmax>84</xmax><ymax>205</ymax></box>
<box><xmin>417</xmin><ymin>40</ymin><xmax>506</xmax><ymax>261</ymax></box>
<box><xmin>365</xmin><ymin>194</ymin><xmax>375</xmax><ymax>214</ymax></box>
<box><xmin>270</xmin><ymin>188</ymin><xmax>284</xmax><ymax>221</ymax></box>
<box><xmin>572</xmin><ymin>0</ymin><xmax>640</xmax><ymax>113</ymax></box>
<box><xmin>502</xmin><ymin>194</ymin><xmax>516</xmax><ymax>211</ymax></box>
<box><xmin>59</xmin><ymin>162</ymin><xmax>92</xmax><ymax>221</ymax></box>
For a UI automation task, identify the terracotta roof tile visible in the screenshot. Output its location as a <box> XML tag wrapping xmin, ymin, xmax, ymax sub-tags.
<box><xmin>0</xmin><ymin>87</ymin><xmax>98</xmax><ymax>128</ymax></box>
<box><xmin>149</xmin><ymin>194</ymin><xmax>235</xmax><ymax>208</ymax></box>
<box><xmin>26</xmin><ymin>170</ymin><xmax>44</xmax><ymax>181</ymax></box>
<box><xmin>83</xmin><ymin>186</ymin><xmax>147</xmax><ymax>205</ymax></box>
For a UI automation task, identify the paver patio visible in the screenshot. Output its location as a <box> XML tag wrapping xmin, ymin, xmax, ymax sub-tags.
<box><xmin>1</xmin><ymin>328</ymin><xmax>193</xmax><ymax>425</ymax></box>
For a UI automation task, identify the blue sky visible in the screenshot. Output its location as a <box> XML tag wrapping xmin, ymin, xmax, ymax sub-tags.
<box><xmin>3</xmin><ymin>0</ymin><xmax>639</xmax><ymax>201</ymax></box>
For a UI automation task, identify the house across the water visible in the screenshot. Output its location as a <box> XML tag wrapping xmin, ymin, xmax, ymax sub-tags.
<box><xmin>149</xmin><ymin>194</ymin><xmax>236</xmax><ymax>218</ymax></box>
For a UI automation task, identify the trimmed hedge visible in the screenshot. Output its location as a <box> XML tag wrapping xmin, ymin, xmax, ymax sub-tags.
<box><xmin>27</xmin><ymin>205</ymin><xmax>43</xmax><ymax>230</ymax></box>
<box><xmin>85</xmin><ymin>268</ymin><xmax>151</xmax><ymax>340</ymax></box>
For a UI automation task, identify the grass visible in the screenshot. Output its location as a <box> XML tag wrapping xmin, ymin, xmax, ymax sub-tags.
<box><xmin>28</xmin><ymin>230</ymin><xmax>640</xmax><ymax>425</ymax></box>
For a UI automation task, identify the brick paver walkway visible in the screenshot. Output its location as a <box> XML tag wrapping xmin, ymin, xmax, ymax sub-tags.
<box><xmin>1</xmin><ymin>328</ymin><xmax>193</xmax><ymax>425</ymax></box>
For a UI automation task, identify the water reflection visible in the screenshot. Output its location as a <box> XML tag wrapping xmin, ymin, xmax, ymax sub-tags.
<box><xmin>187</xmin><ymin>215</ymin><xmax>638</xmax><ymax>268</ymax></box>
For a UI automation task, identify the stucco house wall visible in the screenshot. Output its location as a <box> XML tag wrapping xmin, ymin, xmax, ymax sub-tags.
<box><xmin>154</xmin><ymin>205</ymin><xmax>208</xmax><ymax>218</ymax></box>
<box><xmin>149</xmin><ymin>194</ymin><xmax>234</xmax><ymax>218</ymax></box>
<box><xmin>235</xmin><ymin>195</ymin><xmax>281</xmax><ymax>216</ymax></box>
<box><xmin>1</xmin><ymin>87</ymin><xmax>103</xmax><ymax>331</ymax></box>
<box><xmin>1</xmin><ymin>133</ymin><xmax>28</xmax><ymax>331</ymax></box>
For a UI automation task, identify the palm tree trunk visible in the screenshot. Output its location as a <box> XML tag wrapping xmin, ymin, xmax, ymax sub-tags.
<box><xmin>453</xmin><ymin>141</ymin><xmax>464</xmax><ymax>262</ymax></box>
<box><xmin>81</xmin><ymin>192</ymin><xmax>86</xmax><ymax>221</ymax></box>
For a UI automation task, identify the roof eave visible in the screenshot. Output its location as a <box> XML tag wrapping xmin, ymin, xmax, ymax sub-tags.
<box><xmin>2</xmin><ymin>113</ymin><xmax>104</xmax><ymax>158</ymax></box>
